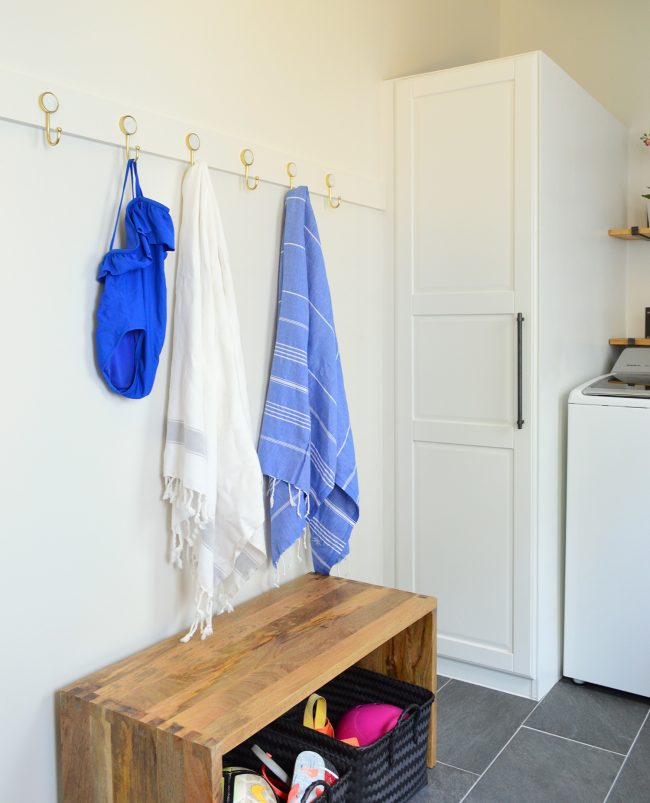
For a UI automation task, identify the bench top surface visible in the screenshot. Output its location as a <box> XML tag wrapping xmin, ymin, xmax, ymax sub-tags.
<box><xmin>61</xmin><ymin>573</ymin><xmax>436</xmax><ymax>753</ymax></box>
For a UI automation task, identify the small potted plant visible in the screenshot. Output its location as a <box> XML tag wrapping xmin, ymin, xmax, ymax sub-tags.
<box><xmin>642</xmin><ymin>188</ymin><xmax>650</xmax><ymax>227</ymax></box>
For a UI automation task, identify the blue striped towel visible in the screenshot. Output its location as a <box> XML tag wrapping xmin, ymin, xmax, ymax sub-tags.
<box><xmin>258</xmin><ymin>186</ymin><xmax>359</xmax><ymax>573</ymax></box>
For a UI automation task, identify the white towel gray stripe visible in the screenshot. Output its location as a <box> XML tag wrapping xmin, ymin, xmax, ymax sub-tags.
<box><xmin>235</xmin><ymin>548</ymin><xmax>259</xmax><ymax>575</ymax></box>
<box><xmin>166</xmin><ymin>419</ymin><xmax>208</xmax><ymax>457</ymax></box>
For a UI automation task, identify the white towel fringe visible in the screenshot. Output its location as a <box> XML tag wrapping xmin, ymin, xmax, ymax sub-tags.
<box><xmin>164</xmin><ymin>476</ymin><xmax>215</xmax><ymax>641</ymax></box>
<box><xmin>273</xmin><ymin>555</ymin><xmax>288</xmax><ymax>588</ymax></box>
<box><xmin>268</xmin><ymin>477</ymin><xmax>310</xmax><ymax>521</ymax></box>
<box><xmin>297</xmin><ymin>528</ymin><xmax>309</xmax><ymax>560</ymax></box>
<box><xmin>268</xmin><ymin>476</ymin><xmax>278</xmax><ymax>509</ymax></box>
<box><xmin>180</xmin><ymin>586</ymin><xmax>213</xmax><ymax>642</ymax></box>
<box><xmin>287</xmin><ymin>482</ymin><xmax>310</xmax><ymax>520</ymax></box>
<box><xmin>216</xmin><ymin>590</ymin><xmax>235</xmax><ymax>615</ymax></box>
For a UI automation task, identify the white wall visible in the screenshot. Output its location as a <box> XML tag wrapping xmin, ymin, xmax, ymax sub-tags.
<box><xmin>498</xmin><ymin>0</ymin><xmax>650</xmax><ymax>336</ymax></box>
<box><xmin>1</xmin><ymin>117</ymin><xmax>387</xmax><ymax>803</ymax></box>
<box><xmin>1</xmin><ymin>0</ymin><xmax>500</xmax><ymax>181</ymax></box>
<box><xmin>0</xmin><ymin>2</ymin><xmax>502</xmax><ymax>801</ymax></box>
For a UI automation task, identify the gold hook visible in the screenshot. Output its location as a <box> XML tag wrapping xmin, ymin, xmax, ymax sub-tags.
<box><xmin>325</xmin><ymin>173</ymin><xmax>341</xmax><ymax>209</ymax></box>
<box><xmin>186</xmin><ymin>132</ymin><xmax>200</xmax><ymax>165</ymax></box>
<box><xmin>287</xmin><ymin>162</ymin><xmax>297</xmax><ymax>190</ymax></box>
<box><xmin>119</xmin><ymin>115</ymin><xmax>140</xmax><ymax>162</ymax></box>
<box><xmin>240</xmin><ymin>148</ymin><xmax>260</xmax><ymax>191</ymax></box>
<box><xmin>38</xmin><ymin>92</ymin><xmax>62</xmax><ymax>147</ymax></box>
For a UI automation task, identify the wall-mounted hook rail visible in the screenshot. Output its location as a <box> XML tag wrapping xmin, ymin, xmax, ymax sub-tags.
<box><xmin>38</xmin><ymin>91</ymin><xmax>62</xmax><ymax>147</ymax></box>
<box><xmin>325</xmin><ymin>173</ymin><xmax>341</xmax><ymax>209</ymax></box>
<box><xmin>119</xmin><ymin>115</ymin><xmax>140</xmax><ymax>162</ymax></box>
<box><xmin>186</xmin><ymin>132</ymin><xmax>200</xmax><ymax>165</ymax></box>
<box><xmin>286</xmin><ymin>161</ymin><xmax>297</xmax><ymax>189</ymax></box>
<box><xmin>240</xmin><ymin>148</ymin><xmax>260</xmax><ymax>190</ymax></box>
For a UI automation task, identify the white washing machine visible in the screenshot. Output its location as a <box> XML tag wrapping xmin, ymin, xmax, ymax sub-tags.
<box><xmin>564</xmin><ymin>348</ymin><xmax>650</xmax><ymax>696</ymax></box>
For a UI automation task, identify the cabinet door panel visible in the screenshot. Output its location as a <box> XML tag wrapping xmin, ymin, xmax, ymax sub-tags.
<box><xmin>414</xmin><ymin>442</ymin><xmax>514</xmax><ymax>668</ymax></box>
<box><xmin>413</xmin><ymin>315</ymin><xmax>514</xmax><ymax>425</ymax></box>
<box><xmin>413</xmin><ymin>81</ymin><xmax>514</xmax><ymax>293</ymax></box>
<box><xmin>395</xmin><ymin>57</ymin><xmax>535</xmax><ymax>675</ymax></box>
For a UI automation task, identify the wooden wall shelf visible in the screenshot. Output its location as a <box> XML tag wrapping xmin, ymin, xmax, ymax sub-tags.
<box><xmin>57</xmin><ymin>573</ymin><xmax>438</xmax><ymax>802</ymax></box>
<box><xmin>609</xmin><ymin>338</ymin><xmax>650</xmax><ymax>346</ymax></box>
<box><xmin>608</xmin><ymin>227</ymin><xmax>650</xmax><ymax>240</ymax></box>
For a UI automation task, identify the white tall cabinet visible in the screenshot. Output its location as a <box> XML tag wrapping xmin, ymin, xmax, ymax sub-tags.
<box><xmin>393</xmin><ymin>52</ymin><xmax>627</xmax><ymax>699</ymax></box>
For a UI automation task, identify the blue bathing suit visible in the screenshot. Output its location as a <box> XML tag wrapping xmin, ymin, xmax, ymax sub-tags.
<box><xmin>96</xmin><ymin>159</ymin><xmax>174</xmax><ymax>398</ymax></box>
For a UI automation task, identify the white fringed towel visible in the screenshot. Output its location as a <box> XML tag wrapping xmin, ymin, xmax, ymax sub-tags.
<box><xmin>163</xmin><ymin>161</ymin><xmax>266</xmax><ymax>641</ymax></box>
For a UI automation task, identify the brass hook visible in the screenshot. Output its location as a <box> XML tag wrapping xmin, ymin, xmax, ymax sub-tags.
<box><xmin>325</xmin><ymin>173</ymin><xmax>341</xmax><ymax>209</ymax></box>
<box><xmin>119</xmin><ymin>115</ymin><xmax>140</xmax><ymax>162</ymax></box>
<box><xmin>287</xmin><ymin>162</ymin><xmax>297</xmax><ymax>190</ymax></box>
<box><xmin>38</xmin><ymin>92</ymin><xmax>62</xmax><ymax>147</ymax></box>
<box><xmin>240</xmin><ymin>148</ymin><xmax>260</xmax><ymax>191</ymax></box>
<box><xmin>186</xmin><ymin>132</ymin><xmax>200</xmax><ymax>165</ymax></box>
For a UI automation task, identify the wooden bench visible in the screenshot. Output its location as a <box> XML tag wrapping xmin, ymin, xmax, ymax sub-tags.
<box><xmin>58</xmin><ymin>573</ymin><xmax>437</xmax><ymax>802</ymax></box>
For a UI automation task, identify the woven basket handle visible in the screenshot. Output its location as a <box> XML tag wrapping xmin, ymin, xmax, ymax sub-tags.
<box><xmin>300</xmin><ymin>780</ymin><xmax>332</xmax><ymax>802</ymax></box>
<box><xmin>388</xmin><ymin>704</ymin><xmax>421</xmax><ymax>767</ymax></box>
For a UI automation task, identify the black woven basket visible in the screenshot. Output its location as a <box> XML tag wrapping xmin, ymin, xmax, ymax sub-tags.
<box><xmin>222</xmin><ymin>723</ymin><xmax>351</xmax><ymax>802</ymax></box>
<box><xmin>269</xmin><ymin>666</ymin><xmax>434</xmax><ymax>803</ymax></box>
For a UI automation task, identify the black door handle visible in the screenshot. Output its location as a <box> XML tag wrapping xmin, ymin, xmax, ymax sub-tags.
<box><xmin>517</xmin><ymin>312</ymin><xmax>524</xmax><ymax>430</ymax></box>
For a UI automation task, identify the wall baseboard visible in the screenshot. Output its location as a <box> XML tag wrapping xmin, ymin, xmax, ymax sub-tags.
<box><xmin>438</xmin><ymin>656</ymin><xmax>537</xmax><ymax>699</ymax></box>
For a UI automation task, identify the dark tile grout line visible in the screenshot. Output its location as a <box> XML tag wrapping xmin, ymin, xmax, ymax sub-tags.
<box><xmin>438</xmin><ymin>680</ymin><xmax>650</xmax><ymax>803</ymax></box>
<box><xmin>520</xmin><ymin>725</ymin><xmax>627</xmax><ymax>757</ymax></box>
<box><xmin>455</xmin><ymin>691</ymin><xmax>548</xmax><ymax>802</ymax></box>
<box><xmin>602</xmin><ymin>707</ymin><xmax>650</xmax><ymax>803</ymax></box>
<box><xmin>436</xmin><ymin>759</ymin><xmax>480</xmax><ymax>777</ymax></box>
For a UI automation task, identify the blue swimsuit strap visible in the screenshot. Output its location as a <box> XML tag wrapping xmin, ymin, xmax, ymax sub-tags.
<box><xmin>109</xmin><ymin>159</ymin><xmax>144</xmax><ymax>250</ymax></box>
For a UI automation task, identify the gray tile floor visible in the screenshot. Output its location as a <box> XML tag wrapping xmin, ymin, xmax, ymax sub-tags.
<box><xmin>411</xmin><ymin>676</ymin><xmax>650</xmax><ymax>803</ymax></box>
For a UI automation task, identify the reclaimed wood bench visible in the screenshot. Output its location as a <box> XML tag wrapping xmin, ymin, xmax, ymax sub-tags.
<box><xmin>58</xmin><ymin>573</ymin><xmax>437</xmax><ymax>802</ymax></box>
